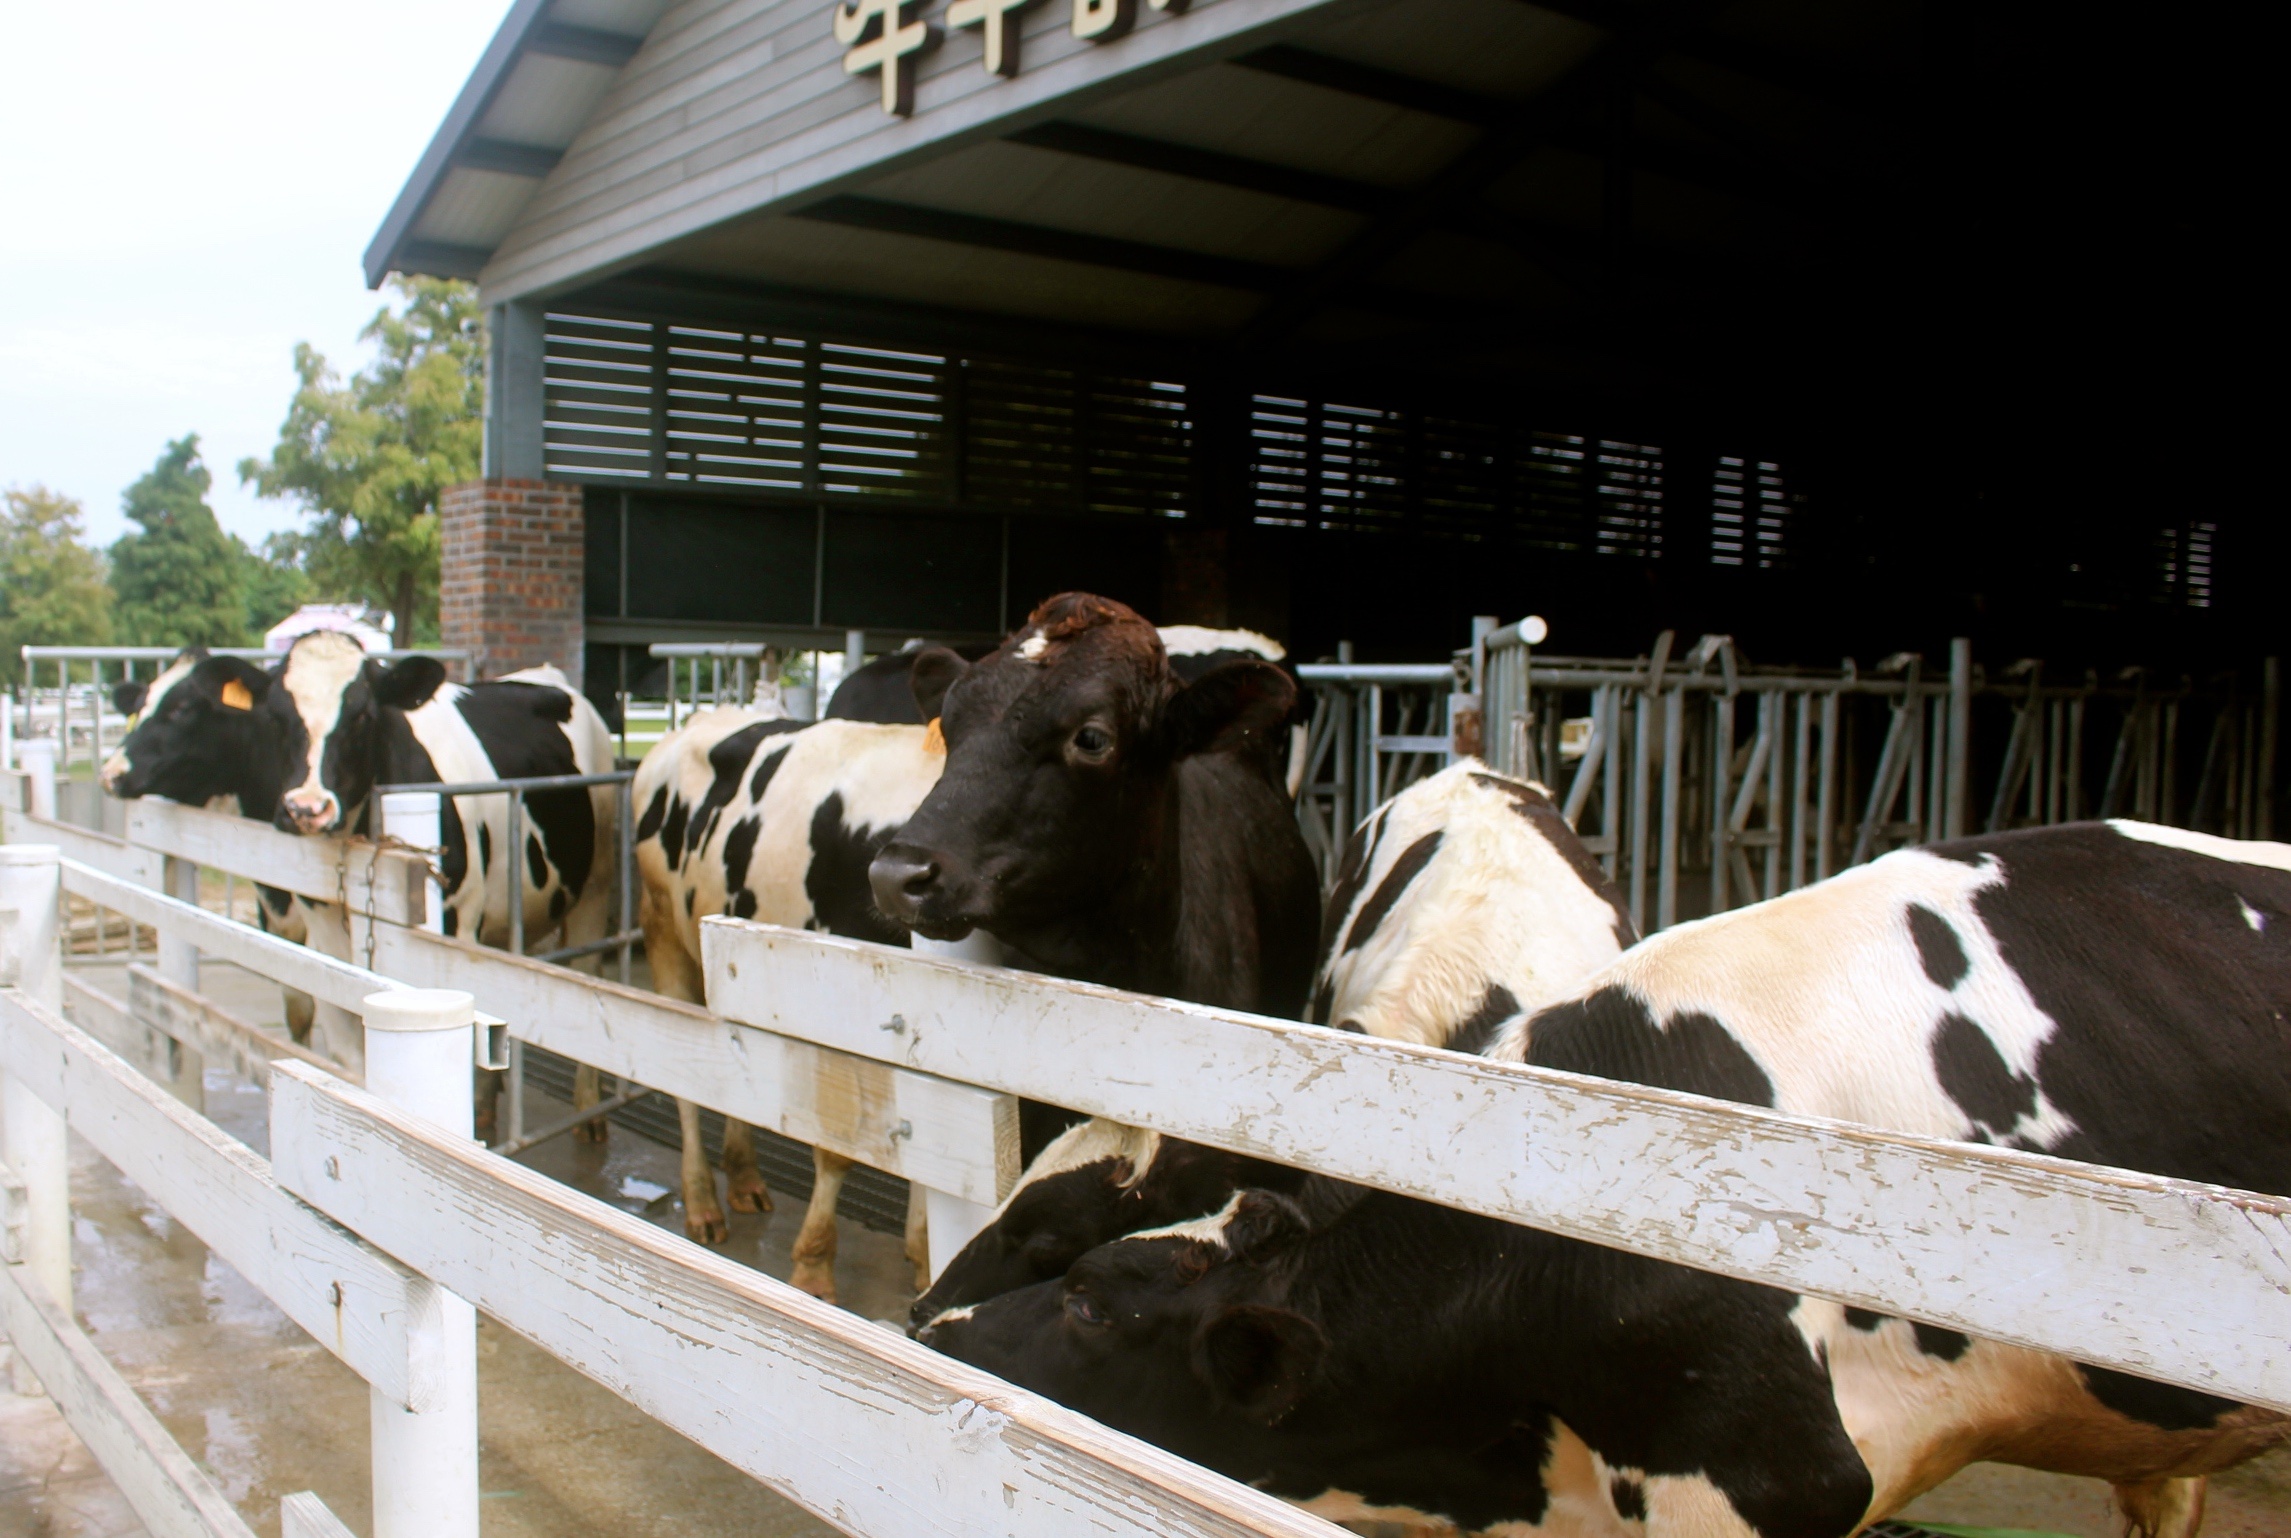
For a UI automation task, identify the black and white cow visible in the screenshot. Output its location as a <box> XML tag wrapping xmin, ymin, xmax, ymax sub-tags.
<box><xmin>911</xmin><ymin>761</ymin><xmax>1637</xmax><ymax>1327</ymax></box>
<box><xmin>101</xmin><ymin>649</ymin><xmax>319</xmax><ymax>1038</ymax></box>
<box><xmin>632</xmin><ymin>708</ymin><xmax>942</xmax><ymax>1294</ymax></box>
<box><xmin>924</xmin><ymin>820</ymin><xmax>2291</xmax><ymax>1538</ymax></box>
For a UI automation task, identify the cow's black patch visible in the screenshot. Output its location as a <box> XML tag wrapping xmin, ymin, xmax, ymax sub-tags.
<box><xmin>660</xmin><ymin>797</ymin><xmax>689</xmax><ymax>868</ymax></box>
<box><xmin>684</xmin><ymin>888</ymin><xmax>695</xmax><ymax>916</ymax></box>
<box><xmin>441</xmin><ymin>905</ymin><xmax>459</xmax><ymax>938</ymax></box>
<box><xmin>1446</xmin><ymin>983</ymin><xmax>1519</xmax><ymax>1056</ymax></box>
<box><xmin>1317</xmin><ymin>808</ymin><xmax>1384</xmax><ymax>965</ymax></box>
<box><xmin>526</xmin><ymin>832</ymin><xmax>548</xmax><ymax>891</ymax></box>
<box><xmin>448</xmin><ymin>683</ymin><xmax>590</xmax><ymax>910</ymax></box>
<box><xmin>1908</xmin><ymin>903</ymin><xmax>1970</xmax><ymax>989</ymax></box>
<box><xmin>731</xmin><ymin>888</ymin><xmax>758</xmax><ymax>919</ymax></box>
<box><xmin>750</xmin><ymin>737</ymin><xmax>795</xmax><ymax>804</ymax></box>
<box><xmin>636</xmin><ymin>784</ymin><xmax>668</xmax><ymax>843</ymax></box>
<box><xmin>1844</xmin><ymin>1308</ymin><xmax>1886</xmax><ymax>1332</ymax></box>
<box><xmin>1473</xmin><ymin>773</ymin><xmax>1638</xmax><ymax>946</ymax></box>
<box><xmin>2077</xmin><ymin>1364</ymin><xmax>2239</xmax><ymax>1431</ymax></box>
<box><xmin>1343</xmin><ymin>831</ymin><xmax>1442</xmax><ymax>955</ymax></box>
<box><xmin>1912</xmin><ymin>1323</ymin><xmax>1970</xmax><ymax>1361</ymax></box>
<box><xmin>477</xmin><ymin>822</ymin><xmax>492</xmax><ymax>874</ymax></box>
<box><xmin>1526</xmin><ymin>987</ymin><xmax>1776</xmax><ymax>1106</ymax></box>
<box><xmin>723</xmin><ymin>815</ymin><xmax>763</xmax><ymax>899</ymax></box>
<box><xmin>693</xmin><ymin>722</ymin><xmax>776</xmax><ymax>852</ymax></box>
<box><xmin>1308</xmin><ymin>977</ymin><xmax>1335</xmax><ymax>1026</ymax></box>
<box><xmin>805</xmin><ymin>793</ymin><xmax>909</xmax><ymax>945</ymax></box>
<box><xmin>549</xmin><ymin>886</ymin><xmax>568</xmax><ymax>922</ymax></box>
<box><xmin>1610</xmin><ymin>1476</ymin><xmax>1646</xmax><ymax>1522</ymax></box>
<box><xmin>1931</xmin><ymin>1012</ymin><xmax>2036</xmax><ymax>1135</ymax></box>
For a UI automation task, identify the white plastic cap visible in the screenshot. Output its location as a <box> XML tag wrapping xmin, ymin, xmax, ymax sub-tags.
<box><xmin>1520</xmin><ymin>615</ymin><xmax>1550</xmax><ymax>645</ymax></box>
<box><xmin>361</xmin><ymin>988</ymin><xmax>475</xmax><ymax>1033</ymax></box>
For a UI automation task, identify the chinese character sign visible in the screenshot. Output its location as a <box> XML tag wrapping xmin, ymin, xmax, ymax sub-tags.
<box><xmin>837</xmin><ymin>0</ymin><xmax>1189</xmax><ymax>112</ymax></box>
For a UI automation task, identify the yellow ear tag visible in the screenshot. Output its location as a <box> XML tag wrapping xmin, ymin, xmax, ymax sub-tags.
<box><xmin>923</xmin><ymin>716</ymin><xmax>946</xmax><ymax>756</ymax></box>
<box><xmin>220</xmin><ymin>679</ymin><xmax>254</xmax><ymax>711</ymax></box>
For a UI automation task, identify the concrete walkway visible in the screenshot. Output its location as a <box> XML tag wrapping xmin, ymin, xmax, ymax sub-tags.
<box><xmin>3</xmin><ymin>959</ymin><xmax>2283</xmax><ymax>1538</ymax></box>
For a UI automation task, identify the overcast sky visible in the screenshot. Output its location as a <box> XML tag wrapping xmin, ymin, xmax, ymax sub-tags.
<box><xmin>0</xmin><ymin>1</ymin><xmax>512</xmax><ymax>546</ymax></box>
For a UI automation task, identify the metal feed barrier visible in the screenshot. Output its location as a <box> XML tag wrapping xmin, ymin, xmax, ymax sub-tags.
<box><xmin>1</xmin><ymin>751</ymin><xmax>2285</xmax><ymax>1538</ymax></box>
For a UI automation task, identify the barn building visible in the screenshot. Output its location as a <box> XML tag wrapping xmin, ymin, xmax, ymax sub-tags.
<box><xmin>372</xmin><ymin>0</ymin><xmax>2261</xmax><ymax>696</ymax></box>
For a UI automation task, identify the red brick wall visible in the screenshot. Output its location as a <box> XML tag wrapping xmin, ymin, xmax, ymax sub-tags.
<box><xmin>438</xmin><ymin>479</ymin><xmax>585</xmax><ymax>681</ymax></box>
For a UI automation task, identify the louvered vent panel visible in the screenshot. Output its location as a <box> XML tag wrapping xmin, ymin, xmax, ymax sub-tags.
<box><xmin>1518</xmin><ymin>431</ymin><xmax>1592</xmax><ymax>551</ymax></box>
<box><xmin>818</xmin><ymin>343</ymin><xmax>952</xmax><ymax>500</ymax></box>
<box><xmin>543</xmin><ymin>313</ymin><xmax>658</xmax><ymax>481</ymax></box>
<box><xmin>661</xmin><ymin>328</ymin><xmax>811</xmax><ymax>489</ymax></box>
<box><xmin>963</xmin><ymin>364</ymin><xmax>1190</xmax><ymax>517</ymax></box>
<box><xmin>1711</xmin><ymin>456</ymin><xmax>1794</xmax><ymax>568</ymax></box>
<box><xmin>1592</xmin><ymin>439</ymin><xmax>1664</xmax><ymax>558</ymax></box>
<box><xmin>2155</xmin><ymin>521</ymin><xmax>2218</xmax><ymax>608</ymax></box>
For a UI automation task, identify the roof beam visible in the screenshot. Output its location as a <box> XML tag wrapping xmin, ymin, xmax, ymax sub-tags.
<box><xmin>395</xmin><ymin>240</ymin><xmax>492</xmax><ymax>280</ymax></box>
<box><xmin>455</xmin><ymin>138</ymin><xmax>564</xmax><ymax>178</ymax></box>
<box><xmin>790</xmin><ymin>196</ymin><xmax>1295</xmax><ymax>292</ymax></box>
<box><xmin>1006</xmin><ymin>122</ymin><xmax>1401</xmax><ymax>215</ymax></box>
<box><xmin>525</xmin><ymin>22</ymin><xmax>644</xmax><ymax>67</ymax></box>
<box><xmin>1231</xmin><ymin>46</ymin><xmax>1507</xmax><ymax>127</ymax></box>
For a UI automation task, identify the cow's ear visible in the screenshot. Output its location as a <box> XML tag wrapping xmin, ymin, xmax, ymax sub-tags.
<box><xmin>1224</xmin><ymin>1189</ymin><xmax>1310</xmax><ymax>1263</ymax></box>
<box><xmin>190</xmin><ymin>656</ymin><xmax>271</xmax><ymax>711</ymax></box>
<box><xmin>371</xmin><ymin>656</ymin><xmax>448</xmax><ymax>711</ymax></box>
<box><xmin>1164</xmin><ymin>659</ymin><xmax>1295</xmax><ymax>761</ymax></box>
<box><xmin>112</xmin><ymin>680</ymin><xmax>150</xmax><ymax>716</ymax></box>
<box><xmin>910</xmin><ymin>647</ymin><xmax>970</xmax><ymax>722</ymax></box>
<box><xmin>1192</xmin><ymin>1304</ymin><xmax>1325</xmax><ymax>1424</ymax></box>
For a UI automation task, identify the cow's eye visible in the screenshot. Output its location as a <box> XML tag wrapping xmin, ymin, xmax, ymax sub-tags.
<box><xmin>1065</xmin><ymin>1291</ymin><xmax>1109</xmax><ymax>1328</ymax></box>
<box><xmin>1071</xmin><ymin>725</ymin><xmax>1113</xmax><ymax>760</ymax></box>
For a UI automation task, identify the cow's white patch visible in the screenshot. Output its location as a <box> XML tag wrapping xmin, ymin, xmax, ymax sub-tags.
<box><xmin>2107</xmin><ymin>818</ymin><xmax>2291</xmax><ymax>872</ymax></box>
<box><xmin>993</xmin><ymin>1119</ymin><xmax>1162</xmax><ymax>1219</ymax></box>
<box><xmin>1318</xmin><ymin>762</ymin><xmax>1628</xmax><ymax>1048</ymax></box>
<box><xmin>1124</xmin><ymin>1189</ymin><xmax>1247</xmax><ymax>1249</ymax></box>
<box><xmin>1157</xmin><ymin>625</ymin><xmax>1285</xmax><ymax>662</ymax></box>
<box><xmin>100</xmin><ymin>653</ymin><xmax>200</xmax><ymax>788</ymax></box>
<box><xmin>920</xmin><ymin>1302</ymin><xmax>976</xmax><ymax>1330</ymax></box>
<box><xmin>1016</xmin><ymin>631</ymin><xmax>1049</xmax><ymax>661</ymax></box>
<box><xmin>279</xmin><ymin>631</ymin><xmax>368</xmax><ymax>815</ymax></box>
<box><xmin>1495</xmin><ymin>847</ymin><xmax>2081</xmax><ymax>1151</ymax></box>
<box><xmin>2240</xmin><ymin>896</ymin><xmax>2266</xmax><ymax>931</ymax></box>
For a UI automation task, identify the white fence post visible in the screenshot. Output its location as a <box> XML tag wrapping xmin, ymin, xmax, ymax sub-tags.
<box><xmin>359</xmin><ymin>988</ymin><xmax>480</xmax><ymax>1538</ymax></box>
<box><xmin>906</xmin><ymin>931</ymin><xmax>1004</xmax><ymax>1276</ymax></box>
<box><xmin>19</xmin><ymin>738</ymin><xmax>56</xmax><ymax>822</ymax></box>
<box><xmin>0</xmin><ymin>845</ymin><xmax>68</xmax><ymax>1395</ymax></box>
<box><xmin>151</xmin><ymin>854</ymin><xmax>206</xmax><ymax>1112</ymax></box>
<box><xmin>380</xmin><ymin>792</ymin><xmax>447</xmax><ymax>936</ymax></box>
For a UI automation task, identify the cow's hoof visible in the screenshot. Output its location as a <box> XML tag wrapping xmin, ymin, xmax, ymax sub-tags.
<box><xmin>789</xmin><ymin>1262</ymin><xmax>837</xmax><ymax>1304</ymax></box>
<box><xmin>726</xmin><ymin>1171</ymin><xmax>774</xmax><ymax>1213</ymax></box>
<box><xmin>685</xmin><ymin>1206</ymin><xmax>729</xmax><ymax>1245</ymax></box>
<box><xmin>575</xmin><ymin>1116</ymin><xmax>610</xmax><ymax>1145</ymax></box>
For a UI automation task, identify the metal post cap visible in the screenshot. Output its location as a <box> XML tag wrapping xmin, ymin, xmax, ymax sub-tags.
<box><xmin>361</xmin><ymin>988</ymin><xmax>476</xmax><ymax>1032</ymax></box>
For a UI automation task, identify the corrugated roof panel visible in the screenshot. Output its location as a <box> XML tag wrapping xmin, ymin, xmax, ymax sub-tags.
<box><xmin>478</xmin><ymin>53</ymin><xmax>629</xmax><ymax>146</ymax></box>
<box><xmin>547</xmin><ymin>0</ymin><xmax>673</xmax><ymax>30</ymax></box>
<box><xmin>858</xmin><ymin>142</ymin><xmax>1360</xmax><ymax>269</ymax></box>
<box><xmin>1070</xmin><ymin>63</ymin><xmax>1479</xmax><ymax>189</ymax></box>
<box><xmin>1296</xmin><ymin>0</ymin><xmax>1605</xmax><ymax>102</ymax></box>
<box><xmin>658</xmin><ymin>216</ymin><xmax>1262</xmax><ymax>337</ymax></box>
<box><xmin>413</xmin><ymin>167</ymin><xmax>548</xmax><ymax>248</ymax></box>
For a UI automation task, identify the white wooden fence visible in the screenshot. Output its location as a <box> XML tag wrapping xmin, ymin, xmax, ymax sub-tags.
<box><xmin>0</xmin><ymin>780</ymin><xmax>2286</xmax><ymax>1538</ymax></box>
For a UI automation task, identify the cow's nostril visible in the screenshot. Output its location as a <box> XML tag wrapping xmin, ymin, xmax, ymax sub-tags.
<box><xmin>868</xmin><ymin>851</ymin><xmax>940</xmax><ymax>920</ymax></box>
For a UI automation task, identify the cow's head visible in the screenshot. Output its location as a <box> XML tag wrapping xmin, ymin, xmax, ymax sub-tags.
<box><xmin>99</xmin><ymin>649</ymin><xmax>281</xmax><ymax>808</ymax></box>
<box><xmin>868</xmin><ymin>593</ymin><xmax>1297</xmax><ymax>944</ymax></box>
<box><xmin>917</xmin><ymin>1189</ymin><xmax>1324</xmax><ymax>1458</ymax></box>
<box><xmin>267</xmin><ymin>631</ymin><xmax>447</xmax><ymax>835</ymax></box>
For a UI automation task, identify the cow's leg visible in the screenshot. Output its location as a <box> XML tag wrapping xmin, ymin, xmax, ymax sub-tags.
<box><xmin>559</xmin><ymin>871</ymin><xmax>615</xmax><ymax>1143</ymax></box>
<box><xmin>282</xmin><ymin>988</ymin><xmax>316</xmax><ymax>1046</ymax></box>
<box><xmin>301</xmin><ymin>901</ymin><xmax>364</xmax><ymax>1077</ymax></box>
<box><xmin>790</xmin><ymin>1151</ymin><xmax>850</xmax><ymax>1303</ymax></box>
<box><xmin>723</xmin><ymin>1119</ymin><xmax>773</xmax><ymax>1213</ymax></box>
<box><xmin>678</xmin><ymin>1097</ymin><xmax>727</xmax><ymax>1244</ymax></box>
<box><xmin>571</xmin><ymin>1062</ymin><xmax>608</xmax><ymax>1144</ymax></box>
<box><xmin>2114</xmin><ymin>1476</ymin><xmax>2206</xmax><ymax>1538</ymax></box>
<box><xmin>258</xmin><ymin>890</ymin><xmax>318</xmax><ymax>1045</ymax></box>
<box><xmin>904</xmin><ymin>1196</ymin><xmax>930</xmax><ymax>1294</ymax></box>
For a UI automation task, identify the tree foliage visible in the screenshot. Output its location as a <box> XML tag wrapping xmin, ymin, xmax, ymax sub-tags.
<box><xmin>240</xmin><ymin>277</ymin><xmax>484</xmax><ymax>644</ymax></box>
<box><xmin>109</xmin><ymin>436</ymin><xmax>252</xmax><ymax>649</ymax></box>
<box><xmin>0</xmin><ymin>485</ymin><xmax>112</xmax><ymax>688</ymax></box>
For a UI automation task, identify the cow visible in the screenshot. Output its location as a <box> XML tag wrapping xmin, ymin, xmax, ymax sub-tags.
<box><xmin>636</xmin><ymin>600</ymin><xmax>1320</xmax><ymax>1302</ymax></box>
<box><xmin>101</xmin><ymin>649</ymin><xmax>319</xmax><ymax>1038</ymax></box>
<box><xmin>911</xmin><ymin>761</ymin><xmax>1638</xmax><ymax>1328</ymax></box>
<box><xmin>869</xmin><ymin>593</ymin><xmax>1321</xmax><ymax>1011</ymax></box>
<box><xmin>923</xmin><ymin>821</ymin><xmax>2291</xmax><ymax>1538</ymax></box>
<box><xmin>631</xmin><ymin>708</ymin><xmax>943</xmax><ymax>1295</ymax></box>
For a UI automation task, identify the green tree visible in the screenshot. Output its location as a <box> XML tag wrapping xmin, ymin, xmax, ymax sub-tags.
<box><xmin>239</xmin><ymin>277</ymin><xmax>484</xmax><ymax>644</ymax></box>
<box><xmin>239</xmin><ymin>531</ymin><xmax>311</xmax><ymax>639</ymax></box>
<box><xmin>0</xmin><ymin>486</ymin><xmax>113</xmax><ymax>688</ymax></box>
<box><xmin>109</xmin><ymin>436</ymin><xmax>249</xmax><ymax>648</ymax></box>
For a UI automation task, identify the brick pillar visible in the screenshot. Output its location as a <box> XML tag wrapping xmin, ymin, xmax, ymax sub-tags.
<box><xmin>439</xmin><ymin>479</ymin><xmax>585</xmax><ymax>680</ymax></box>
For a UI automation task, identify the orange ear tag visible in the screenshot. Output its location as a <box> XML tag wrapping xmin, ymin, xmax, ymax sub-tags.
<box><xmin>923</xmin><ymin>716</ymin><xmax>946</xmax><ymax>756</ymax></box>
<box><xmin>220</xmin><ymin>679</ymin><xmax>254</xmax><ymax>711</ymax></box>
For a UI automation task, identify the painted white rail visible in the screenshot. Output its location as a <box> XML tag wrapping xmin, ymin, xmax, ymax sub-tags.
<box><xmin>698</xmin><ymin>919</ymin><xmax>2291</xmax><ymax>1415</ymax></box>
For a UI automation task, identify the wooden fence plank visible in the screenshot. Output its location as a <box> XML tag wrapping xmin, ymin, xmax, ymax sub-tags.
<box><xmin>358</xmin><ymin>919</ymin><xmax>1019</xmax><ymax>1204</ymax></box>
<box><xmin>122</xmin><ymin>800</ymin><xmax>427</xmax><ymax>924</ymax></box>
<box><xmin>0</xmin><ymin>1258</ymin><xmax>260</xmax><ymax>1538</ymax></box>
<box><xmin>0</xmin><ymin>990</ymin><xmax>435</xmax><ymax>1409</ymax></box>
<box><xmin>1</xmin><ymin>806</ymin><xmax>156</xmax><ymax>884</ymax></box>
<box><xmin>267</xmin><ymin>1063</ymin><xmax>1342</xmax><ymax>1538</ymax></box>
<box><xmin>698</xmin><ymin>921</ymin><xmax>2291</xmax><ymax>1412</ymax></box>
<box><xmin>127</xmin><ymin>963</ymin><xmax>352</xmax><ymax>1086</ymax></box>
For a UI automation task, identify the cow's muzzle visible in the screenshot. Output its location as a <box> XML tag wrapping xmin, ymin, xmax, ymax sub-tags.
<box><xmin>278</xmin><ymin>787</ymin><xmax>342</xmax><ymax>835</ymax></box>
<box><xmin>97</xmin><ymin>754</ymin><xmax>132</xmax><ymax>796</ymax></box>
<box><xmin>869</xmin><ymin>843</ymin><xmax>975</xmax><ymax>940</ymax></box>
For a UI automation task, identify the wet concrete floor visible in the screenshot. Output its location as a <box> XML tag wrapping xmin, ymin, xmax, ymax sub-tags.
<box><xmin>3</xmin><ymin>958</ymin><xmax>2284</xmax><ymax>1538</ymax></box>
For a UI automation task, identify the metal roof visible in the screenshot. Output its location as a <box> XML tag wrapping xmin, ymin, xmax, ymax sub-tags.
<box><xmin>363</xmin><ymin>0</ymin><xmax>671</xmax><ymax>287</ymax></box>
